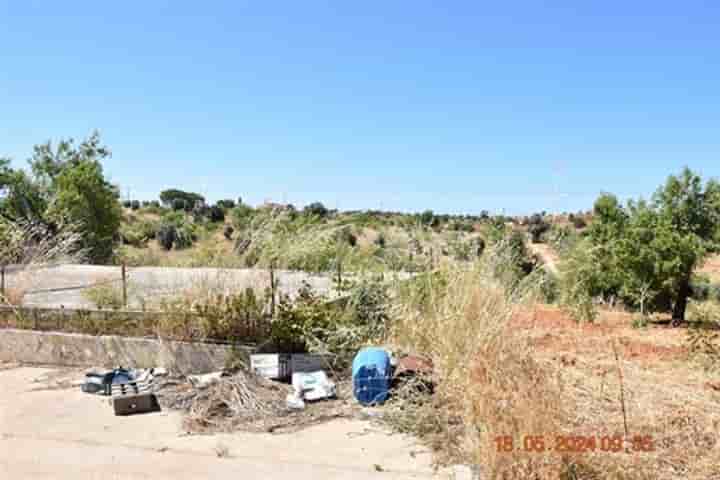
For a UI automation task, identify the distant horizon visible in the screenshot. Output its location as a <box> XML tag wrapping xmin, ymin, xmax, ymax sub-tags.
<box><xmin>3</xmin><ymin>139</ymin><xmax>703</xmax><ymax>217</ymax></box>
<box><xmin>3</xmin><ymin>3</ymin><xmax>719</xmax><ymax>215</ymax></box>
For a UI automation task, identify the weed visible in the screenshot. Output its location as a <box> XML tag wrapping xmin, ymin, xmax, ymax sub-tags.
<box><xmin>83</xmin><ymin>282</ymin><xmax>126</xmax><ymax>309</ymax></box>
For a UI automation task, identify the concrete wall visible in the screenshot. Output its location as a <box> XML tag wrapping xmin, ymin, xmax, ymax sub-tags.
<box><xmin>0</xmin><ymin>328</ymin><xmax>254</xmax><ymax>374</ymax></box>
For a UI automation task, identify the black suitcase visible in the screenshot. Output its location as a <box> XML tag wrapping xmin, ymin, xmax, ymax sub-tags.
<box><xmin>112</xmin><ymin>392</ymin><xmax>161</xmax><ymax>416</ymax></box>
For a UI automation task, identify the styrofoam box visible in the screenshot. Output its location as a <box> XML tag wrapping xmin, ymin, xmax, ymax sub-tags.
<box><xmin>251</xmin><ymin>354</ymin><xmax>290</xmax><ymax>380</ymax></box>
<box><xmin>290</xmin><ymin>354</ymin><xmax>328</xmax><ymax>374</ymax></box>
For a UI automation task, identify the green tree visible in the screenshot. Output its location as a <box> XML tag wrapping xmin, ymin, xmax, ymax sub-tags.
<box><xmin>159</xmin><ymin>189</ymin><xmax>204</xmax><ymax>210</ymax></box>
<box><xmin>527</xmin><ymin>213</ymin><xmax>550</xmax><ymax>243</ymax></box>
<box><xmin>29</xmin><ymin>131</ymin><xmax>111</xmax><ymax>190</ymax></box>
<box><xmin>0</xmin><ymin>164</ymin><xmax>47</xmax><ymax>222</ymax></box>
<box><xmin>419</xmin><ymin>209</ymin><xmax>436</xmax><ymax>227</ymax></box>
<box><xmin>651</xmin><ymin>168</ymin><xmax>720</xmax><ymax>322</ymax></box>
<box><xmin>216</xmin><ymin>199</ymin><xmax>236</xmax><ymax>210</ymax></box>
<box><xmin>304</xmin><ymin>201</ymin><xmax>328</xmax><ymax>218</ymax></box>
<box><xmin>47</xmin><ymin>159</ymin><xmax>121</xmax><ymax>263</ymax></box>
<box><xmin>567</xmin><ymin>169</ymin><xmax>720</xmax><ymax>324</ymax></box>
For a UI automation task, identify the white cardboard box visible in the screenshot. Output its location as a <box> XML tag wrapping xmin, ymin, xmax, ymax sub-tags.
<box><xmin>250</xmin><ymin>354</ymin><xmax>290</xmax><ymax>380</ymax></box>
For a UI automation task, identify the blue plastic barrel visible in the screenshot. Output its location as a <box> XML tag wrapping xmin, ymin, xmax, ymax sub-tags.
<box><xmin>352</xmin><ymin>347</ymin><xmax>392</xmax><ymax>405</ymax></box>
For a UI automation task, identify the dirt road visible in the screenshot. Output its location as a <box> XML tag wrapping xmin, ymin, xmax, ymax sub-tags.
<box><xmin>0</xmin><ymin>366</ymin><xmax>445</xmax><ymax>479</ymax></box>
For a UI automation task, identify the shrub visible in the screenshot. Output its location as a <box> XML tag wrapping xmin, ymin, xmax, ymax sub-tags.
<box><xmin>191</xmin><ymin>288</ymin><xmax>267</xmax><ymax>342</ymax></box>
<box><xmin>375</xmin><ymin>233</ymin><xmax>386</xmax><ymax>248</ymax></box>
<box><xmin>216</xmin><ymin>199</ymin><xmax>236</xmax><ymax>210</ymax></box>
<box><xmin>171</xmin><ymin>198</ymin><xmax>186</xmax><ymax>211</ymax></box>
<box><xmin>141</xmin><ymin>201</ymin><xmax>164</xmax><ymax>215</ymax></box>
<box><xmin>223</xmin><ymin>224</ymin><xmax>234</xmax><ymax>240</ymax></box>
<box><xmin>420</xmin><ymin>209</ymin><xmax>435</xmax><ymax>226</ymax></box>
<box><xmin>303</xmin><ymin>201</ymin><xmax>328</xmax><ymax>218</ymax></box>
<box><xmin>207</xmin><ymin>205</ymin><xmax>225</xmax><ymax>223</ymax></box>
<box><xmin>130</xmin><ymin>200</ymin><xmax>140</xmax><ymax>210</ymax></box>
<box><xmin>122</xmin><ymin>200</ymin><xmax>132</xmax><ymax>208</ymax></box>
<box><xmin>571</xmin><ymin>215</ymin><xmax>587</xmax><ymax>229</ymax></box>
<box><xmin>335</xmin><ymin>226</ymin><xmax>357</xmax><ymax>247</ymax></box>
<box><xmin>631</xmin><ymin>315</ymin><xmax>649</xmax><ymax>329</ymax></box>
<box><xmin>156</xmin><ymin>224</ymin><xmax>176</xmax><ymax>250</ymax></box>
<box><xmin>83</xmin><ymin>283</ymin><xmax>125</xmax><ymax>310</ymax></box>
<box><xmin>155</xmin><ymin>212</ymin><xmax>196</xmax><ymax>250</ymax></box>
<box><xmin>120</xmin><ymin>225</ymin><xmax>147</xmax><ymax>247</ymax></box>
<box><xmin>271</xmin><ymin>282</ymin><xmax>336</xmax><ymax>352</ymax></box>
<box><xmin>231</xmin><ymin>204</ymin><xmax>255</xmax><ymax>230</ymax></box>
<box><xmin>527</xmin><ymin>213</ymin><xmax>550</xmax><ymax>243</ymax></box>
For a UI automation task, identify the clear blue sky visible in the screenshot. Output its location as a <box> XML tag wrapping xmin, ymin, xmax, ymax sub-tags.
<box><xmin>2</xmin><ymin>1</ymin><xmax>719</xmax><ymax>215</ymax></box>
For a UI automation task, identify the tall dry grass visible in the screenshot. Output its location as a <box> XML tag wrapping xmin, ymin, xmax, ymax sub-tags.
<box><xmin>0</xmin><ymin>220</ymin><xmax>85</xmax><ymax>307</ymax></box>
<box><xmin>387</xmin><ymin>242</ymin><xmax>576</xmax><ymax>477</ymax></box>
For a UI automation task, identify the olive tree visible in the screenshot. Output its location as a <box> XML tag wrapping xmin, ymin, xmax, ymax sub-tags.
<box><xmin>569</xmin><ymin>168</ymin><xmax>720</xmax><ymax>324</ymax></box>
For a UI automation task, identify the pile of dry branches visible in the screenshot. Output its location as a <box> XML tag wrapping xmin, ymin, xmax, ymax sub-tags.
<box><xmin>181</xmin><ymin>371</ymin><xmax>288</xmax><ymax>432</ymax></box>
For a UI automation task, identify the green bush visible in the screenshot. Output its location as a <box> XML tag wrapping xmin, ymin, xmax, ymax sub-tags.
<box><xmin>231</xmin><ymin>204</ymin><xmax>255</xmax><ymax>230</ymax></box>
<box><xmin>120</xmin><ymin>225</ymin><xmax>147</xmax><ymax>247</ymax></box>
<box><xmin>156</xmin><ymin>212</ymin><xmax>196</xmax><ymax>250</ymax></box>
<box><xmin>375</xmin><ymin>233</ymin><xmax>386</xmax><ymax>248</ymax></box>
<box><xmin>303</xmin><ymin>201</ymin><xmax>329</xmax><ymax>218</ymax></box>
<box><xmin>208</xmin><ymin>205</ymin><xmax>225</xmax><ymax>222</ymax></box>
<box><xmin>156</xmin><ymin>224</ymin><xmax>176</xmax><ymax>250</ymax></box>
<box><xmin>216</xmin><ymin>199</ymin><xmax>236</xmax><ymax>210</ymax></box>
<box><xmin>171</xmin><ymin>198</ymin><xmax>186</xmax><ymax>211</ymax></box>
<box><xmin>83</xmin><ymin>283</ymin><xmax>125</xmax><ymax>310</ymax></box>
<box><xmin>271</xmin><ymin>282</ymin><xmax>336</xmax><ymax>352</ymax></box>
<box><xmin>335</xmin><ymin>226</ymin><xmax>357</xmax><ymax>247</ymax></box>
<box><xmin>527</xmin><ymin>213</ymin><xmax>550</xmax><ymax>243</ymax></box>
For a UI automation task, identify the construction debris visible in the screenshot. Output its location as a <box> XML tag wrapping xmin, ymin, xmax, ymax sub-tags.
<box><xmin>188</xmin><ymin>371</ymin><xmax>226</xmax><ymax>389</ymax></box>
<box><xmin>156</xmin><ymin>368</ymin><xmax>358</xmax><ymax>433</ymax></box>
<box><xmin>292</xmin><ymin>371</ymin><xmax>336</xmax><ymax>401</ymax></box>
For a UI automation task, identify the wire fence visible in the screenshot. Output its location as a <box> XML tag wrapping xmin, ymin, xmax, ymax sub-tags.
<box><xmin>0</xmin><ymin>261</ymin><xmax>284</xmax><ymax>344</ymax></box>
<box><xmin>0</xmin><ymin>305</ymin><xmax>272</xmax><ymax>345</ymax></box>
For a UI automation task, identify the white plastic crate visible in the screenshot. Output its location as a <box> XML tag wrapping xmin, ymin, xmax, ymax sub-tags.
<box><xmin>250</xmin><ymin>354</ymin><xmax>290</xmax><ymax>380</ymax></box>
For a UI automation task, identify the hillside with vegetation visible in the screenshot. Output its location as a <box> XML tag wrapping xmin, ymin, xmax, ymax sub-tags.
<box><xmin>3</xmin><ymin>134</ymin><xmax>720</xmax><ymax>478</ymax></box>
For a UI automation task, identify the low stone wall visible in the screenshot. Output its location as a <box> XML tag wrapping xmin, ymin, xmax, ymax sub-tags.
<box><xmin>0</xmin><ymin>328</ymin><xmax>255</xmax><ymax>374</ymax></box>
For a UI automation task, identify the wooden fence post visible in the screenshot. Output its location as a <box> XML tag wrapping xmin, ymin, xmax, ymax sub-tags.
<box><xmin>1</xmin><ymin>264</ymin><xmax>5</xmax><ymax>299</ymax></box>
<box><xmin>269</xmin><ymin>263</ymin><xmax>276</xmax><ymax>318</ymax></box>
<box><xmin>121</xmin><ymin>262</ymin><xmax>127</xmax><ymax>308</ymax></box>
<box><xmin>337</xmin><ymin>258</ymin><xmax>342</xmax><ymax>288</ymax></box>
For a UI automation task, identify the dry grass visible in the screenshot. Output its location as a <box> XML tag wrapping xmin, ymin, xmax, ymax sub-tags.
<box><xmin>384</xmin><ymin>244</ymin><xmax>720</xmax><ymax>479</ymax></box>
<box><xmin>1</xmin><ymin>277</ymin><xmax>30</xmax><ymax>306</ymax></box>
<box><xmin>698</xmin><ymin>254</ymin><xmax>720</xmax><ymax>283</ymax></box>
<box><xmin>519</xmin><ymin>306</ymin><xmax>720</xmax><ymax>479</ymax></box>
<box><xmin>386</xmin><ymin>245</ymin><xmax>574</xmax><ymax>476</ymax></box>
<box><xmin>1</xmin><ymin>220</ymin><xmax>85</xmax><ymax>307</ymax></box>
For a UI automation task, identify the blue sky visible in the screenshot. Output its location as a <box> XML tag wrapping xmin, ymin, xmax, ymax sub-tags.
<box><xmin>2</xmin><ymin>1</ymin><xmax>719</xmax><ymax>214</ymax></box>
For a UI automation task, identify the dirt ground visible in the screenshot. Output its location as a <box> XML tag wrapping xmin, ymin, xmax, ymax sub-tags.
<box><xmin>0</xmin><ymin>365</ymin><xmax>449</xmax><ymax>480</ymax></box>
<box><xmin>698</xmin><ymin>254</ymin><xmax>720</xmax><ymax>283</ymax></box>
<box><xmin>513</xmin><ymin>306</ymin><xmax>720</xmax><ymax>478</ymax></box>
